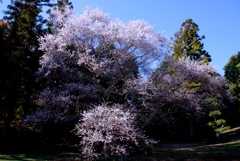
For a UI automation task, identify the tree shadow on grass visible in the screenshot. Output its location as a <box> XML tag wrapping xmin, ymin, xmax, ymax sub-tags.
<box><xmin>131</xmin><ymin>140</ymin><xmax>240</xmax><ymax>161</ymax></box>
<box><xmin>1</xmin><ymin>141</ymin><xmax>240</xmax><ymax>161</ymax></box>
<box><xmin>0</xmin><ymin>144</ymin><xmax>82</xmax><ymax>161</ymax></box>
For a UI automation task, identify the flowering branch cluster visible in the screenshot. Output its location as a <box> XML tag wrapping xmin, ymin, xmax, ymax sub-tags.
<box><xmin>74</xmin><ymin>104</ymin><xmax>156</xmax><ymax>159</ymax></box>
<box><xmin>25</xmin><ymin>7</ymin><xmax>168</xmax><ymax>126</ymax></box>
<box><xmin>151</xmin><ymin>57</ymin><xmax>232</xmax><ymax>115</ymax></box>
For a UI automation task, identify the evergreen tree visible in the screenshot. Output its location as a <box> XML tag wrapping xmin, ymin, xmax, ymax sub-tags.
<box><xmin>0</xmin><ymin>0</ymin><xmax>72</xmax><ymax>140</ymax></box>
<box><xmin>208</xmin><ymin>110</ymin><xmax>230</xmax><ymax>134</ymax></box>
<box><xmin>0</xmin><ymin>0</ymin><xmax>48</xmax><ymax>134</ymax></box>
<box><xmin>172</xmin><ymin>18</ymin><xmax>211</xmax><ymax>64</ymax></box>
<box><xmin>55</xmin><ymin>0</ymin><xmax>73</xmax><ymax>12</ymax></box>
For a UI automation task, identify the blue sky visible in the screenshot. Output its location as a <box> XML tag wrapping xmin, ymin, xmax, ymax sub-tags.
<box><xmin>1</xmin><ymin>0</ymin><xmax>239</xmax><ymax>76</ymax></box>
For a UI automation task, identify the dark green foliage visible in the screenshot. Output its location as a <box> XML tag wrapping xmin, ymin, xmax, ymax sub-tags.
<box><xmin>55</xmin><ymin>0</ymin><xmax>73</xmax><ymax>12</ymax></box>
<box><xmin>0</xmin><ymin>0</ymin><xmax>50</xmax><ymax>131</ymax></box>
<box><xmin>224</xmin><ymin>52</ymin><xmax>240</xmax><ymax>102</ymax></box>
<box><xmin>208</xmin><ymin>110</ymin><xmax>230</xmax><ymax>133</ymax></box>
<box><xmin>223</xmin><ymin>53</ymin><xmax>240</xmax><ymax>128</ymax></box>
<box><xmin>172</xmin><ymin>18</ymin><xmax>211</xmax><ymax>64</ymax></box>
<box><xmin>0</xmin><ymin>0</ymin><xmax>73</xmax><ymax>144</ymax></box>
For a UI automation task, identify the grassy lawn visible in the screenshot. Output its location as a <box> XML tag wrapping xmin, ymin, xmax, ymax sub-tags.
<box><xmin>1</xmin><ymin>129</ymin><xmax>240</xmax><ymax>161</ymax></box>
<box><xmin>138</xmin><ymin>140</ymin><xmax>240</xmax><ymax>161</ymax></box>
<box><xmin>0</xmin><ymin>144</ymin><xmax>82</xmax><ymax>161</ymax></box>
<box><xmin>1</xmin><ymin>140</ymin><xmax>240</xmax><ymax>161</ymax></box>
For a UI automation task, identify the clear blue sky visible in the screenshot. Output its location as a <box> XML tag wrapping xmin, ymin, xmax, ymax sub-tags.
<box><xmin>1</xmin><ymin>0</ymin><xmax>239</xmax><ymax>76</ymax></box>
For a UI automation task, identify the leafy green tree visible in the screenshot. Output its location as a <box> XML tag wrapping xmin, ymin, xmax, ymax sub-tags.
<box><xmin>223</xmin><ymin>53</ymin><xmax>240</xmax><ymax>129</ymax></box>
<box><xmin>224</xmin><ymin>52</ymin><xmax>240</xmax><ymax>102</ymax></box>
<box><xmin>172</xmin><ymin>18</ymin><xmax>211</xmax><ymax>64</ymax></box>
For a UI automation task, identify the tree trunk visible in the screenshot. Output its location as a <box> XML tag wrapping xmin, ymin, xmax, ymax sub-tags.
<box><xmin>189</xmin><ymin>114</ymin><xmax>193</xmax><ymax>141</ymax></box>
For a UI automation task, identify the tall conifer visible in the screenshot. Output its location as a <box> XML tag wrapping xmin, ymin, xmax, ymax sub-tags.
<box><xmin>172</xmin><ymin>18</ymin><xmax>211</xmax><ymax>64</ymax></box>
<box><xmin>0</xmin><ymin>0</ymin><xmax>72</xmax><ymax>138</ymax></box>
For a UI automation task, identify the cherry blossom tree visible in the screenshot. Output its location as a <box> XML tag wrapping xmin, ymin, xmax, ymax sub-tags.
<box><xmin>152</xmin><ymin>56</ymin><xmax>230</xmax><ymax>111</ymax></box>
<box><xmin>74</xmin><ymin>104</ymin><xmax>156</xmax><ymax>159</ymax></box>
<box><xmin>148</xmin><ymin>56</ymin><xmax>232</xmax><ymax>139</ymax></box>
<box><xmin>122</xmin><ymin>56</ymin><xmax>232</xmax><ymax>140</ymax></box>
<box><xmin>23</xmin><ymin>7</ymin><xmax>168</xmax><ymax>142</ymax></box>
<box><xmin>22</xmin><ymin>6</ymin><xmax>232</xmax><ymax>148</ymax></box>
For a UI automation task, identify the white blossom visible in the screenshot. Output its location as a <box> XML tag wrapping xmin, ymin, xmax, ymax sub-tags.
<box><xmin>74</xmin><ymin>104</ymin><xmax>156</xmax><ymax>159</ymax></box>
<box><xmin>25</xmin><ymin>7</ymin><xmax>168</xmax><ymax>126</ymax></box>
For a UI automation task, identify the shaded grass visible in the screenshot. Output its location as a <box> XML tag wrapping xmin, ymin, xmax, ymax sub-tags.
<box><xmin>0</xmin><ymin>144</ymin><xmax>82</xmax><ymax>161</ymax></box>
<box><xmin>1</xmin><ymin>140</ymin><xmax>240</xmax><ymax>161</ymax></box>
<box><xmin>1</xmin><ymin>128</ymin><xmax>240</xmax><ymax>160</ymax></box>
<box><xmin>139</xmin><ymin>140</ymin><xmax>240</xmax><ymax>161</ymax></box>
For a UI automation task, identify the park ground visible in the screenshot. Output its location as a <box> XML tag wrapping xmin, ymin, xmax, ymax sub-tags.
<box><xmin>1</xmin><ymin>127</ymin><xmax>240</xmax><ymax>161</ymax></box>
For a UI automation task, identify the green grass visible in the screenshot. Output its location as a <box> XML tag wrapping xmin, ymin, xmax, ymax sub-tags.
<box><xmin>1</xmin><ymin>140</ymin><xmax>240</xmax><ymax>161</ymax></box>
<box><xmin>1</xmin><ymin>128</ymin><xmax>240</xmax><ymax>161</ymax></box>
<box><xmin>139</xmin><ymin>140</ymin><xmax>240</xmax><ymax>161</ymax></box>
<box><xmin>0</xmin><ymin>144</ymin><xmax>83</xmax><ymax>161</ymax></box>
